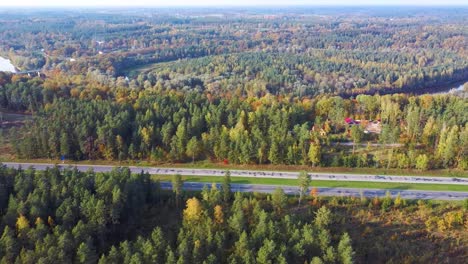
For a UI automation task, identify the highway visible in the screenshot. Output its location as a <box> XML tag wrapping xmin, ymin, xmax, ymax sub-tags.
<box><xmin>2</xmin><ymin>162</ymin><xmax>468</xmax><ymax>185</ymax></box>
<box><xmin>2</xmin><ymin>162</ymin><xmax>467</xmax><ymax>200</ymax></box>
<box><xmin>160</xmin><ymin>182</ymin><xmax>468</xmax><ymax>201</ymax></box>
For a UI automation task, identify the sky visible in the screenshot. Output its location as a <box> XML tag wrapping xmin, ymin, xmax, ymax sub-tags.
<box><xmin>0</xmin><ymin>0</ymin><xmax>466</xmax><ymax>7</ymax></box>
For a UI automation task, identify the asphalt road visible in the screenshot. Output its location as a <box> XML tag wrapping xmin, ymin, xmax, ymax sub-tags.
<box><xmin>2</xmin><ymin>162</ymin><xmax>468</xmax><ymax>186</ymax></box>
<box><xmin>160</xmin><ymin>182</ymin><xmax>468</xmax><ymax>200</ymax></box>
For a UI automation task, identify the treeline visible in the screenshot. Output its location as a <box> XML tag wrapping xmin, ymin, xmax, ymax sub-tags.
<box><xmin>6</xmin><ymin>84</ymin><xmax>467</xmax><ymax>169</ymax></box>
<box><xmin>135</xmin><ymin>51</ymin><xmax>468</xmax><ymax>96</ymax></box>
<box><xmin>0</xmin><ymin>165</ymin><xmax>353</xmax><ymax>263</ymax></box>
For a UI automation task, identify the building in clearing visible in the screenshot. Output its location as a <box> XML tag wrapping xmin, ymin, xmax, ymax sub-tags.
<box><xmin>345</xmin><ymin>118</ymin><xmax>381</xmax><ymax>134</ymax></box>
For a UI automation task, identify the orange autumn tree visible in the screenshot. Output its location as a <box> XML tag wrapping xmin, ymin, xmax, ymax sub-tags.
<box><xmin>310</xmin><ymin>187</ymin><xmax>320</xmax><ymax>206</ymax></box>
<box><xmin>310</xmin><ymin>187</ymin><xmax>319</xmax><ymax>198</ymax></box>
<box><xmin>214</xmin><ymin>205</ymin><xmax>224</xmax><ymax>225</ymax></box>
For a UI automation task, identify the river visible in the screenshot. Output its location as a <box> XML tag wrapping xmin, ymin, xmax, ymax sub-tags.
<box><xmin>0</xmin><ymin>56</ymin><xmax>16</xmax><ymax>73</ymax></box>
<box><xmin>431</xmin><ymin>83</ymin><xmax>465</xmax><ymax>95</ymax></box>
<box><xmin>343</xmin><ymin>79</ymin><xmax>467</xmax><ymax>98</ymax></box>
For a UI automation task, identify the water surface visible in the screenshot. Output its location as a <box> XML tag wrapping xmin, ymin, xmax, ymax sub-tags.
<box><xmin>0</xmin><ymin>56</ymin><xmax>16</xmax><ymax>73</ymax></box>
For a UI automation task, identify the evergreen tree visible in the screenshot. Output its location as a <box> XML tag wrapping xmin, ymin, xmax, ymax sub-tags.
<box><xmin>337</xmin><ymin>233</ymin><xmax>354</xmax><ymax>264</ymax></box>
<box><xmin>172</xmin><ymin>174</ymin><xmax>183</xmax><ymax>207</ymax></box>
<box><xmin>222</xmin><ymin>170</ymin><xmax>232</xmax><ymax>203</ymax></box>
<box><xmin>76</xmin><ymin>240</ymin><xmax>98</xmax><ymax>264</ymax></box>
<box><xmin>271</xmin><ymin>187</ymin><xmax>287</xmax><ymax>214</ymax></box>
<box><xmin>298</xmin><ymin>171</ymin><xmax>310</xmax><ymax>205</ymax></box>
<box><xmin>256</xmin><ymin>239</ymin><xmax>277</xmax><ymax>264</ymax></box>
<box><xmin>314</xmin><ymin>206</ymin><xmax>332</xmax><ymax>228</ymax></box>
<box><xmin>186</xmin><ymin>136</ymin><xmax>201</xmax><ymax>163</ymax></box>
<box><xmin>0</xmin><ymin>226</ymin><xmax>19</xmax><ymax>263</ymax></box>
<box><xmin>60</xmin><ymin>132</ymin><xmax>71</xmax><ymax>159</ymax></box>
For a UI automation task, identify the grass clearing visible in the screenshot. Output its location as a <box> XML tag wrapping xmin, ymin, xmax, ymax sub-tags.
<box><xmin>152</xmin><ymin>175</ymin><xmax>468</xmax><ymax>192</ymax></box>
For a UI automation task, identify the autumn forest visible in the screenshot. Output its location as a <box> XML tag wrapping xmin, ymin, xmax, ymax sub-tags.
<box><xmin>0</xmin><ymin>6</ymin><xmax>467</xmax><ymax>264</ymax></box>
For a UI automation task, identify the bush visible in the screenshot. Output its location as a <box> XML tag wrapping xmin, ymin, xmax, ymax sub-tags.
<box><xmin>415</xmin><ymin>154</ymin><xmax>429</xmax><ymax>170</ymax></box>
<box><xmin>381</xmin><ymin>191</ymin><xmax>393</xmax><ymax>212</ymax></box>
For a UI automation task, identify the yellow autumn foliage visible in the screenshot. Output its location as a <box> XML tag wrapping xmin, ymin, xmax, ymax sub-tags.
<box><xmin>16</xmin><ymin>214</ymin><xmax>30</xmax><ymax>231</ymax></box>
<box><xmin>35</xmin><ymin>217</ymin><xmax>44</xmax><ymax>226</ymax></box>
<box><xmin>48</xmin><ymin>216</ymin><xmax>55</xmax><ymax>227</ymax></box>
<box><xmin>183</xmin><ymin>197</ymin><xmax>203</xmax><ymax>223</ymax></box>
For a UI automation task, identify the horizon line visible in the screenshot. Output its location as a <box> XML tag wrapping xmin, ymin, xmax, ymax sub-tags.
<box><xmin>1</xmin><ymin>4</ymin><xmax>468</xmax><ymax>8</ymax></box>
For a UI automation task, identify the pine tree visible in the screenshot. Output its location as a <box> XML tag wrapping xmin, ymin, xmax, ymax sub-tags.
<box><xmin>76</xmin><ymin>240</ymin><xmax>98</xmax><ymax>264</ymax></box>
<box><xmin>166</xmin><ymin>246</ymin><xmax>176</xmax><ymax>264</ymax></box>
<box><xmin>381</xmin><ymin>191</ymin><xmax>393</xmax><ymax>212</ymax></box>
<box><xmin>209</xmin><ymin>183</ymin><xmax>222</xmax><ymax>205</ymax></box>
<box><xmin>231</xmin><ymin>231</ymin><xmax>252</xmax><ymax>263</ymax></box>
<box><xmin>186</xmin><ymin>136</ymin><xmax>201</xmax><ymax>163</ymax></box>
<box><xmin>222</xmin><ymin>170</ymin><xmax>232</xmax><ymax>203</ymax></box>
<box><xmin>310</xmin><ymin>257</ymin><xmax>324</xmax><ymax>264</ymax></box>
<box><xmin>172</xmin><ymin>174</ymin><xmax>183</xmax><ymax>207</ymax></box>
<box><xmin>228</xmin><ymin>208</ymin><xmax>245</xmax><ymax>235</ymax></box>
<box><xmin>256</xmin><ymin>239</ymin><xmax>277</xmax><ymax>264</ymax></box>
<box><xmin>203</xmin><ymin>254</ymin><xmax>217</xmax><ymax>264</ymax></box>
<box><xmin>60</xmin><ymin>132</ymin><xmax>71</xmax><ymax>159</ymax></box>
<box><xmin>315</xmin><ymin>207</ymin><xmax>332</xmax><ymax>229</ymax></box>
<box><xmin>0</xmin><ymin>226</ymin><xmax>19</xmax><ymax>263</ymax></box>
<box><xmin>268</xmin><ymin>141</ymin><xmax>280</xmax><ymax>164</ymax></box>
<box><xmin>298</xmin><ymin>171</ymin><xmax>310</xmax><ymax>205</ymax></box>
<box><xmin>271</xmin><ymin>187</ymin><xmax>287</xmax><ymax>214</ymax></box>
<box><xmin>337</xmin><ymin>233</ymin><xmax>354</xmax><ymax>264</ymax></box>
<box><xmin>323</xmin><ymin>246</ymin><xmax>336</xmax><ymax>263</ymax></box>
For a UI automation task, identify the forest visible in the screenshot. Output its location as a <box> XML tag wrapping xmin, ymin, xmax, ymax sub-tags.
<box><xmin>0</xmin><ymin>6</ymin><xmax>467</xmax><ymax>264</ymax></box>
<box><xmin>0</xmin><ymin>8</ymin><xmax>467</xmax><ymax>171</ymax></box>
<box><xmin>1</xmin><ymin>72</ymin><xmax>467</xmax><ymax>170</ymax></box>
<box><xmin>0</xmin><ymin>8</ymin><xmax>467</xmax><ymax>170</ymax></box>
<box><xmin>0</xmin><ymin>7</ymin><xmax>467</xmax><ymax>96</ymax></box>
<box><xmin>0</xmin><ymin>165</ymin><xmax>467</xmax><ymax>264</ymax></box>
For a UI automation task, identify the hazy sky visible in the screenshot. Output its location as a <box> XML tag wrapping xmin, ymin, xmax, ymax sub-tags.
<box><xmin>0</xmin><ymin>0</ymin><xmax>466</xmax><ymax>7</ymax></box>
